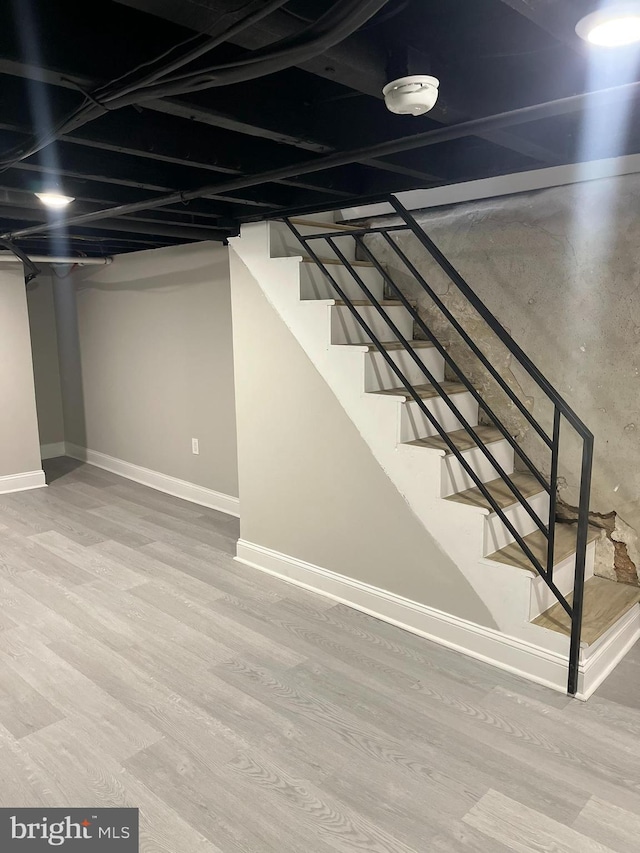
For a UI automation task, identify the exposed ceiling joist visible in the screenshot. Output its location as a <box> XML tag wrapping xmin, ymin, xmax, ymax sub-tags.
<box><xmin>1</xmin><ymin>0</ymin><xmax>637</xmax><ymax>254</ymax></box>
<box><xmin>361</xmin><ymin>158</ymin><xmax>443</xmax><ymax>182</ymax></box>
<box><xmin>13</xmin><ymin>232</ymin><xmax>181</xmax><ymax>250</ymax></box>
<box><xmin>116</xmin><ymin>0</ymin><xmax>389</xmax><ymax>98</ymax></box>
<box><xmin>0</xmin><ymin>60</ymin><xmax>398</xmax><ymax>194</ymax></box>
<box><xmin>114</xmin><ymin>0</ymin><xmax>562</xmax><ymax>165</ymax></box>
<box><xmin>0</xmin><ymin>58</ymin><xmax>330</xmax><ymax>153</ymax></box>
<box><xmin>496</xmin><ymin>0</ymin><xmax>588</xmax><ymax>50</ymax></box>
<box><xmin>0</xmin><ymin>186</ymin><xmax>224</xmax><ymax>228</ymax></box>
<box><xmin>0</xmin><ymin>203</ymin><xmax>228</xmax><ymax>240</ymax></box>
<box><xmin>9</xmin><ymin>79</ymin><xmax>640</xmax><ymax>242</ymax></box>
<box><xmin>0</xmin><ymin>118</ymin><xmax>359</xmax><ymax>200</ymax></box>
<box><xmin>150</xmin><ymin>96</ymin><xmax>331</xmax><ymax>153</ymax></box>
<box><xmin>0</xmin><ymin>171</ymin><xmax>229</xmax><ymax>219</ymax></box>
<box><xmin>13</xmin><ymin>155</ymin><xmax>291</xmax><ymax>209</ymax></box>
<box><xmin>0</xmin><ymin>7</ymin><xmax>553</xmax><ymax>180</ymax></box>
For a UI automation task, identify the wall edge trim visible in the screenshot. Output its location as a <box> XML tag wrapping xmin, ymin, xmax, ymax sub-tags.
<box><xmin>65</xmin><ymin>443</ymin><xmax>240</xmax><ymax>517</ymax></box>
<box><xmin>0</xmin><ymin>469</ymin><xmax>47</xmax><ymax>494</ymax></box>
<box><xmin>235</xmin><ymin>539</ymin><xmax>639</xmax><ymax>700</ymax></box>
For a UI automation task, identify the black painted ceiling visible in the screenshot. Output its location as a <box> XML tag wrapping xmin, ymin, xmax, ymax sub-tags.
<box><xmin>0</xmin><ymin>0</ymin><xmax>638</xmax><ymax>255</ymax></box>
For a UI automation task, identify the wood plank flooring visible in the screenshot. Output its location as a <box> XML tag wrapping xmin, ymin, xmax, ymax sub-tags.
<box><xmin>0</xmin><ymin>456</ymin><xmax>638</xmax><ymax>852</ymax></box>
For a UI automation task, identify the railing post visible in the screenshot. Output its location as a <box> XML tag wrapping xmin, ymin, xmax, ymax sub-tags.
<box><xmin>567</xmin><ymin>434</ymin><xmax>594</xmax><ymax>696</ymax></box>
<box><xmin>546</xmin><ymin>407</ymin><xmax>560</xmax><ymax>583</ymax></box>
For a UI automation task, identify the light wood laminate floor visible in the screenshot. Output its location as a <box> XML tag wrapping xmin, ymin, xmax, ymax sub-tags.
<box><xmin>0</xmin><ymin>457</ymin><xmax>638</xmax><ymax>852</ymax></box>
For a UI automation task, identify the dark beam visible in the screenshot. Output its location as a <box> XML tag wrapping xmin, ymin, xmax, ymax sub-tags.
<box><xmin>0</xmin><ymin>117</ymin><xmax>357</xmax><ymax>201</ymax></box>
<box><xmin>496</xmin><ymin>0</ymin><xmax>588</xmax><ymax>50</ymax></box>
<box><xmin>0</xmin><ymin>204</ymin><xmax>228</xmax><ymax>241</ymax></box>
<box><xmin>19</xmin><ymin>153</ymin><xmax>171</xmax><ymax>193</ymax></box>
<box><xmin>0</xmin><ymin>188</ymin><xmax>230</xmax><ymax>232</ymax></box>
<box><xmin>13</xmin><ymin>232</ymin><xmax>183</xmax><ymax>251</ymax></box>
<box><xmin>0</xmin><ymin>171</ymin><xmax>228</xmax><ymax>219</ymax></box>
<box><xmin>150</xmin><ymin>96</ymin><xmax>330</xmax><ymax>153</ymax></box>
<box><xmin>115</xmin><ymin>0</ymin><xmax>561</xmax><ymax>165</ymax></box>
<box><xmin>7</xmin><ymin>79</ymin><xmax>640</xmax><ymax>241</ymax></box>
<box><xmin>362</xmin><ymin>158</ymin><xmax>443</xmax><ymax>182</ymax></box>
<box><xmin>0</xmin><ymin>57</ymin><xmax>330</xmax><ymax>153</ymax></box>
<box><xmin>14</xmin><ymin>156</ymin><xmax>282</xmax><ymax>209</ymax></box>
<box><xmin>0</xmin><ymin>58</ymin><xmax>443</xmax><ymax>189</ymax></box>
<box><xmin>0</xmin><ymin>64</ymin><xmax>371</xmax><ymax>197</ymax></box>
<box><xmin>115</xmin><ymin>0</ymin><xmax>388</xmax><ymax>99</ymax></box>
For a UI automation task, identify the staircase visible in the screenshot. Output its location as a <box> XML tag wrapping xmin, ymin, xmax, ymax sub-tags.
<box><xmin>229</xmin><ymin>199</ymin><xmax>640</xmax><ymax>699</ymax></box>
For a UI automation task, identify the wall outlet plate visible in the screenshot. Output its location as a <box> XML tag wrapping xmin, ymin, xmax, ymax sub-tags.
<box><xmin>192</xmin><ymin>438</ymin><xmax>199</xmax><ymax>455</ymax></box>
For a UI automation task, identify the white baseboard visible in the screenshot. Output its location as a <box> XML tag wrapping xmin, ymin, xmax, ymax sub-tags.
<box><xmin>65</xmin><ymin>443</ymin><xmax>240</xmax><ymax>517</ymax></box>
<box><xmin>579</xmin><ymin>605</ymin><xmax>640</xmax><ymax>700</ymax></box>
<box><xmin>40</xmin><ymin>442</ymin><xmax>66</xmax><ymax>460</ymax></box>
<box><xmin>236</xmin><ymin>539</ymin><xmax>639</xmax><ymax>700</ymax></box>
<box><xmin>0</xmin><ymin>469</ymin><xmax>47</xmax><ymax>495</ymax></box>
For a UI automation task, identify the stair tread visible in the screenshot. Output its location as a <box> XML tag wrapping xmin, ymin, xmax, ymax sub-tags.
<box><xmin>374</xmin><ymin>381</ymin><xmax>468</xmax><ymax>400</ymax></box>
<box><xmin>338</xmin><ymin>340</ymin><xmax>435</xmax><ymax>351</ymax></box>
<box><xmin>302</xmin><ymin>257</ymin><xmax>375</xmax><ymax>268</ymax></box>
<box><xmin>486</xmin><ymin>523</ymin><xmax>599</xmax><ymax>572</ymax></box>
<box><xmin>408</xmin><ymin>426</ymin><xmax>504</xmax><ymax>453</ymax></box>
<box><xmin>533</xmin><ymin>576</ymin><xmax>640</xmax><ymax>645</ymax></box>
<box><xmin>445</xmin><ymin>471</ymin><xmax>545</xmax><ymax>510</ymax></box>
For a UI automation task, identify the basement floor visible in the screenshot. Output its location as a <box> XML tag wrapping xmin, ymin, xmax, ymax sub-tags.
<box><xmin>0</xmin><ymin>458</ymin><xmax>638</xmax><ymax>852</ymax></box>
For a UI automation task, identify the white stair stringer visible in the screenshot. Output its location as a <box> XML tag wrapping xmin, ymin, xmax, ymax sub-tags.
<box><xmin>230</xmin><ymin>222</ymin><xmax>640</xmax><ymax>699</ymax></box>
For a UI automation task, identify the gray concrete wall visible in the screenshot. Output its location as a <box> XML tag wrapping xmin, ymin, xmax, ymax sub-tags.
<box><xmin>366</xmin><ymin>172</ymin><xmax>640</xmax><ymax>576</ymax></box>
<box><xmin>0</xmin><ymin>265</ymin><xmax>43</xmax><ymax>477</ymax></box>
<box><xmin>230</xmin><ymin>250</ymin><xmax>498</xmax><ymax>625</ymax></box>
<box><xmin>55</xmin><ymin>242</ymin><xmax>238</xmax><ymax>498</ymax></box>
<box><xmin>27</xmin><ymin>273</ymin><xmax>65</xmax><ymax>447</ymax></box>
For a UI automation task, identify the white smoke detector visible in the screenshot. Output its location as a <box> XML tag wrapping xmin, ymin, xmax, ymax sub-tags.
<box><xmin>382</xmin><ymin>75</ymin><xmax>440</xmax><ymax>116</ymax></box>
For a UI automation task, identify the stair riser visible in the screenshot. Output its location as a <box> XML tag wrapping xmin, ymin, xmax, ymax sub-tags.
<box><xmin>400</xmin><ymin>392</ymin><xmax>478</xmax><ymax>442</ymax></box>
<box><xmin>331</xmin><ymin>305</ymin><xmax>414</xmax><ymax>345</ymax></box>
<box><xmin>440</xmin><ymin>440</ymin><xmax>514</xmax><ymax>496</ymax></box>
<box><xmin>529</xmin><ymin>541</ymin><xmax>596</xmax><ymax>620</ymax></box>
<box><xmin>269</xmin><ymin>221</ymin><xmax>357</xmax><ymax>262</ymax></box>
<box><xmin>300</xmin><ymin>263</ymin><xmax>384</xmax><ymax>301</ymax></box>
<box><xmin>364</xmin><ymin>346</ymin><xmax>445</xmax><ymax>391</ymax></box>
<box><xmin>483</xmin><ymin>491</ymin><xmax>550</xmax><ymax>555</ymax></box>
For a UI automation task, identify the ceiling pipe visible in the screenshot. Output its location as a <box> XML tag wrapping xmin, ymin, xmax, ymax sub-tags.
<box><xmin>5</xmin><ymin>79</ymin><xmax>640</xmax><ymax>241</ymax></box>
<box><xmin>0</xmin><ymin>253</ymin><xmax>112</xmax><ymax>264</ymax></box>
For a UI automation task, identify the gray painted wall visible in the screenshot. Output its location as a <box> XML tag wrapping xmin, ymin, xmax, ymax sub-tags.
<box><xmin>27</xmin><ymin>273</ymin><xmax>64</xmax><ymax>447</ymax></box>
<box><xmin>230</xmin><ymin>251</ymin><xmax>497</xmax><ymax>626</ymax></box>
<box><xmin>0</xmin><ymin>265</ymin><xmax>42</xmax><ymax>476</ymax></box>
<box><xmin>55</xmin><ymin>242</ymin><xmax>238</xmax><ymax>497</ymax></box>
<box><xmin>368</xmin><ymin>172</ymin><xmax>640</xmax><ymax>541</ymax></box>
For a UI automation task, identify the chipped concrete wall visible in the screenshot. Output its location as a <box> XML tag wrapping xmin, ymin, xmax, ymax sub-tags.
<box><xmin>365</xmin><ymin>172</ymin><xmax>640</xmax><ymax>583</ymax></box>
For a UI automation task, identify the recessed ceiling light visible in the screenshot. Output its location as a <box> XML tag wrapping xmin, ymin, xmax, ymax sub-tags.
<box><xmin>34</xmin><ymin>192</ymin><xmax>75</xmax><ymax>209</ymax></box>
<box><xmin>576</xmin><ymin>4</ymin><xmax>640</xmax><ymax>46</ymax></box>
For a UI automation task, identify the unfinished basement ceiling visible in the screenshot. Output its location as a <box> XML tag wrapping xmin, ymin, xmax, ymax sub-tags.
<box><xmin>1</xmin><ymin>0</ymin><xmax>639</xmax><ymax>255</ymax></box>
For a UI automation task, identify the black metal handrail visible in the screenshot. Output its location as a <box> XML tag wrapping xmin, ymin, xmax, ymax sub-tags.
<box><xmin>326</xmin><ymin>236</ymin><xmax>549</xmax><ymax>541</ymax></box>
<box><xmin>282</xmin><ymin>198</ymin><xmax>593</xmax><ymax>697</ymax></box>
<box><xmin>286</xmin><ymin>222</ymin><xmax>560</xmax><ymax>597</ymax></box>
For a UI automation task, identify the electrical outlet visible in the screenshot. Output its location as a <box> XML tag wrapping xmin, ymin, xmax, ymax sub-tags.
<box><xmin>192</xmin><ymin>438</ymin><xmax>199</xmax><ymax>455</ymax></box>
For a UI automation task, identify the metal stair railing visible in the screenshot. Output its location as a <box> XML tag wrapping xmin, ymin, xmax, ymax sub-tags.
<box><xmin>283</xmin><ymin>198</ymin><xmax>593</xmax><ymax>697</ymax></box>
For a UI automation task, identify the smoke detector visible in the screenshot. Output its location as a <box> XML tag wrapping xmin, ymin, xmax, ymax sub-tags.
<box><xmin>382</xmin><ymin>75</ymin><xmax>439</xmax><ymax>116</ymax></box>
